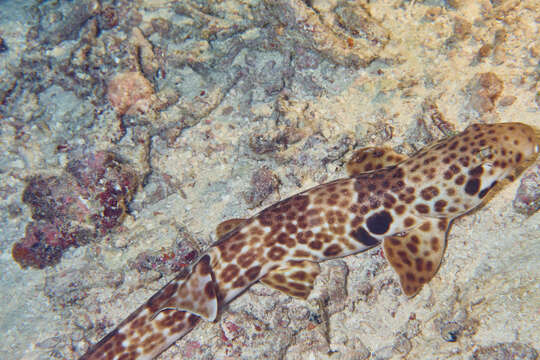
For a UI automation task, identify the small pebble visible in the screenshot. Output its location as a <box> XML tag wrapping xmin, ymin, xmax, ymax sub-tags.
<box><xmin>424</xmin><ymin>7</ymin><xmax>443</xmax><ymax>22</ymax></box>
<box><xmin>74</xmin><ymin>314</ymin><xmax>94</xmax><ymax>331</ymax></box>
<box><xmin>472</xmin><ymin>342</ymin><xmax>538</xmax><ymax>360</ymax></box>
<box><xmin>243</xmin><ymin>167</ymin><xmax>279</xmax><ymax>208</ymax></box>
<box><xmin>440</xmin><ymin>321</ymin><xmax>462</xmax><ymax>342</ymax></box>
<box><xmin>447</xmin><ymin>0</ymin><xmax>466</xmax><ymax>9</ymax></box>
<box><xmin>393</xmin><ymin>334</ymin><xmax>412</xmax><ymax>355</ymax></box>
<box><xmin>530</xmin><ymin>42</ymin><xmax>540</xmax><ymax>58</ymax></box>
<box><xmin>498</xmin><ymin>95</ymin><xmax>516</xmax><ymax>106</ymax></box>
<box><xmin>453</xmin><ymin>17</ymin><xmax>472</xmax><ymax>40</ymax></box>
<box><xmin>70</xmin><ymin>329</ymin><xmax>84</xmax><ymax>342</ymax></box>
<box><xmin>98</xmin><ymin>6</ymin><xmax>118</xmax><ymax>30</ymax></box>
<box><xmin>477</xmin><ymin>44</ymin><xmax>492</xmax><ymax>59</ymax></box>
<box><xmin>113</xmin><ymin>236</ymin><xmax>130</xmax><ymax>248</ymax></box>
<box><xmin>107</xmin><ymin>72</ymin><xmax>155</xmax><ymax>115</ymax></box>
<box><xmin>513</xmin><ymin>164</ymin><xmax>540</xmax><ymax>216</ymax></box>
<box><xmin>0</xmin><ymin>36</ymin><xmax>7</xmax><ymax>52</ymax></box>
<box><xmin>36</xmin><ymin>336</ymin><xmax>62</xmax><ymax>349</ymax></box>
<box><xmin>469</xmin><ymin>72</ymin><xmax>504</xmax><ymax>113</ymax></box>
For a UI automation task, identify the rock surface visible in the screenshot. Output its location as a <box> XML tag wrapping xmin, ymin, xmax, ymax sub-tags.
<box><xmin>0</xmin><ymin>0</ymin><xmax>538</xmax><ymax>359</ymax></box>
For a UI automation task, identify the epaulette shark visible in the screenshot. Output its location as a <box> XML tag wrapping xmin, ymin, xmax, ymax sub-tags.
<box><xmin>80</xmin><ymin>122</ymin><xmax>539</xmax><ymax>360</ymax></box>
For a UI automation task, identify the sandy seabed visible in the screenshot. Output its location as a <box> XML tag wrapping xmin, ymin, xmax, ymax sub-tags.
<box><xmin>0</xmin><ymin>1</ymin><xmax>538</xmax><ymax>359</ymax></box>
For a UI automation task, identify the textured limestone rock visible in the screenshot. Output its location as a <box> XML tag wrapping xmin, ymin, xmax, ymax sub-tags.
<box><xmin>1</xmin><ymin>0</ymin><xmax>538</xmax><ymax>359</ymax></box>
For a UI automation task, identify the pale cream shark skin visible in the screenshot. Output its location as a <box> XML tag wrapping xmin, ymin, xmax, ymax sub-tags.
<box><xmin>80</xmin><ymin>122</ymin><xmax>539</xmax><ymax>360</ymax></box>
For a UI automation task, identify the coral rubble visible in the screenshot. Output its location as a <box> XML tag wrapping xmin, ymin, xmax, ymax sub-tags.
<box><xmin>12</xmin><ymin>151</ymin><xmax>139</xmax><ymax>269</ymax></box>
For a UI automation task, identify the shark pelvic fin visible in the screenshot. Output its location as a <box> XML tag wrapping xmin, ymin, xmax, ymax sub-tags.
<box><xmin>260</xmin><ymin>260</ymin><xmax>321</xmax><ymax>299</ymax></box>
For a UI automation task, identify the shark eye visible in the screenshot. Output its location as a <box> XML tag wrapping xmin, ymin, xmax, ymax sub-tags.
<box><xmin>477</xmin><ymin>147</ymin><xmax>493</xmax><ymax>161</ymax></box>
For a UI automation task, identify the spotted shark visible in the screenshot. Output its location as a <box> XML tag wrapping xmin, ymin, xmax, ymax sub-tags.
<box><xmin>80</xmin><ymin>122</ymin><xmax>539</xmax><ymax>360</ymax></box>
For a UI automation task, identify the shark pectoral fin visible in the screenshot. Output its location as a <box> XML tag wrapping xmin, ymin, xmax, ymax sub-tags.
<box><xmin>216</xmin><ymin>218</ymin><xmax>247</xmax><ymax>238</ymax></box>
<box><xmin>383</xmin><ymin>218</ymin><xmax>450</xmax><ymax>296</ymax></box>
<box><xmin>346</xmin><ymin>147</ymin><xmax>408</xmax><ymax>176</ymax></box>
<box><xmin>260</xmin><ymin>260</ymin><xmax>321</xmax><ymax>300</ymax></box>
<box><xmin>161</xmin><ymin>254</ymin><xmax>219</xmax><ymax>321</ymax></box>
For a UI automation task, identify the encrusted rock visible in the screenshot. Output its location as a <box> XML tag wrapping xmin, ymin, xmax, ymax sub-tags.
<box><xmin>453</xmin><ymin>17</ymin><xmax>472</xmax><ymax>40</ymax></box>
<box><xmin>129</xmin><ymin>28</ymin><xmax>159</xmax><ymax>78</ymax></box>
<box><xmin>214</xmin><ymin>310</ymin><xmax>291</xmax><ymax>359</ymax></box>
<box><xmin>130</xmin><ymin>243</ymin><xmax>198</xmax><ymax>275</ymax></box>
<box><xmin>469</xmin><ymin>72</ymin><xmax>504</xmax><ymax>113</ymax></box>
<box><xmin>424</xmin><ymin>7</ymin><xmax>443</xmax><ymax>22</ymax></box>
<box><xmin>447</xmin><ymin>0</ymin><xmax>467</xmax><ymax>9</ymax></box>
<box><xmin>439</xmin><ymin>321</ymin><xmax>462</xmax><ymax>342</ymax></box>
<box><xmin>107</xmin><ymin>72</ymin><xmax>155</xmax><ymax>115</ymax></box>
<box><xmin>264</xmin><ymin>0</ymin><xmax>390</xmax><ymax>68</ymax></box>
<box><xmin>477</xmin><ymin>44</ymin><xmax>493</xmax><ymax>59</ymax></box>
<box><xmin>249</xmin><ymin>133</ymin><xmax>280</xmax><ymax>154</ymax></box>
<box><xmin>311</xmin><ymin>260</ymin><xmax>349</xmax><ymax>315</ymax></box>
<box><xmin>38</xmin><ymin>0</ymin><xmax>101</xmax><ymax>46</ymax></box>
<box><xmin>498</xmin><ymin>95</ymin><xmax>516</xmax><ymax>106</ymax></box>
<box><xmin>44</xmin><ymin>265</ymin><xmax>124</xmax><ymax>310</ymax></box>
<box><xmin>530</xmin><ymin>41</ymin><xmax>540</xmax><ymax>59</ymax></box>
<box><xmin>13</xmin><ymin>221</ymin><xmax>70</xmax><ymax>269</ymax></box>
<box><xmin>513</xmin><ymin>163</ymin><xmax>540</xmax><ymax>215</ymax></box>
<box><xmin>0</xmin><ymin>36</ymin><xmax>7</xmax><ymax>53</ymax></box>
<box><xmin>97</xmin><ymin>6</ymin><xmax>119</xmax><ymax>30</ymax></box>
<box><xmin>12</xmin><ymin>151</ymin><xmax>140</xmax><ymax>269</ymax></box>
<box><xmin>472</xmin><ymin>342</ymin><xmax>538</xmax><ymax>360</ymax></box>
<box><xmin>243</xmin><ymin>167</ymin><xmax>280</xmax><ymax>208</ymax></box>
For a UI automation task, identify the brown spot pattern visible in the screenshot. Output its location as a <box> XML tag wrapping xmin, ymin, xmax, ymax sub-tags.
<box><xmin>80</xmin><ymin>122</ymin><xmax>540</xmax><ymax>360</ymax></box>
<box><xmin>268</xmin><ymin>246</ymin><xmax>287</xmax><ymax>261</ymax></box>
<box><xmin>221</xmin><ymin>264</ymin><xmax>240</xmax><ymax>283</ymax></box>
<box><xmin>420</xmin><ymin>186</ymin><xmax>439</xmax><ymax>201</ymax></box>
<box><xmin>323</xmin><ymin>244</ymin><xmax>343</xmax><ymax>257</ymax></box>
<box><xmin>383</xmin><ymin>218</ymin><xmax>447</xmax><ymax>296</ymax></box>
<box><xmin>404</xmin><ymin>217</ymin><xmax>415</xmax><ymax>227</ymax></box>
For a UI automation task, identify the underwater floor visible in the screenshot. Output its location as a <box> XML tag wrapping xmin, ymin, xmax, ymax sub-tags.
<box><xmin>0</xmin><ymin>1</ymin><xmax>538</xmax><ymax>359</ymax></box>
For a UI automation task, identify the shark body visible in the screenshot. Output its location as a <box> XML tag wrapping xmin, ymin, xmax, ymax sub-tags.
<box><xmin>80</xmin><ymin>122</ymin><xmax>539</xmax><ymax>360</ymax></box>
